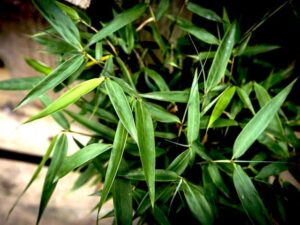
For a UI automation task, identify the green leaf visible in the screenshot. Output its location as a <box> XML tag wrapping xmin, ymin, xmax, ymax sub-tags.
<box><xmin>135</xmin><ymin>100</ymin><xmax>156</xmax><ymax>207</ymax></box>
<box><xmin>88</xmin><ymin>3</ymin><xmax>147</xmax><ymax>46</ymax></box>
<box><xmin>122</xmin><ymin>169</ymin><xmax>179</xmax><ymax>182</ymax></box>
<box><xmin>8</xmin><ymin>135</ymin><xmax>57</xmax><ymax>218</ymax></box>
<box><xmin>39</xmin><ymin>95</ymin><xmax>70</xmax><ymax>130</ymax></box>
<box><xmin>144</xmin><ymin>68</ymin><xmax>169</xmax><ymax>91</ymax></box>
<box><xmin>37</xmin><ymin>133</ymin><xmax>68</xmax><ymax>225</ymax></box>
<box><xmin>144</xmin><ymin>102</ymin><xmax>180</xmax><ymax>123</ymax></box>
<box><xmin>233</xmin><ymin>164</ymin><xmax>271</xmax><ymax>225</ymax></box>
<box><xmin>187</xmin><ymin>72</ymin><xmax>200</xmax><ymax>144</ymax></box>
<box><xmin>207</xmin><ymin>163</ymin><xmax>230</xmax><ymax>197</ymax></box>
<box><xmin>155</xmin><ymin>0</ymin><xmax>169</xmax><ymax>20</ymax></box>
<box><xmin>256</xmin><ymin>163</ymin><xmax>289</xmax><ymax>179</ymax></box>
<box><xmin>140</xmin><ymin>90</ymin><xmax>190</xmax><ymax>103</ymax></box>
<box><xmin>200</xmin><ymin>116</ymin><xmax>238</xmax><ymax>129</ymax></box>
<box><xmin>25</xmin><ymin>58</ymin><xmax>52</xmax><ymax>75</ymax></box>
<box><xmin>56</xmin><ymin>1</ymin><xmax>80</xmax><ymax>23</ymax></box>
<box><xmin>172</xmin><ymin>16</ymin><xmax>219</xmax><ymax>45</ymax></box>
<box><xmin>25</xmin><ymin>77</ymin><xmax>104</xmax><ymax>123</ymax></box>
<box><xmin>116</xmin><ymin>57</ymin><xmax>136</xmax><ymax>89</ymax></box>
<box><xmin>0</xmin><ymin>76</ymin><xmax>42</xmax><ymax>90</ymax></box>
<box><xmin>187</xmin><ymin>2</ymin><xmax>223</xmax><ymax>23</ymax></box>
<box><xmin>205</xmin><ymin>22</ymin><xmax>236</xmax><ymax>92</ymax></box>
<box><xmin>237</xmin><ymin>45</ymin><xmax>280</xmax><ymax>56</ymax></box>
<box><xmin>155</xmin><ymin>131</ymin><xmax>176</xmax><ymax>139</ymax></box>
<box><xmin>236</xmin><ymin>87</ymin><xmax>255</xmax><ymax>115</ymax></box>
<box><xmin>182</xmin><ymin>181</ymin><xmax>214</xmax><ymax>225</ymax></box>
<box><xmin>167</xmin><ymin>149</ymin><xmax>190</xmax><ymax>175</ymax></box>
<box><xmin>56</xmin><ymin>143</ymin><xmax>112</xmax><ymax>179</ymax></box>
<box><xmin>16</xmin><ymin>55</ymin><xmax>85</xmax><ymax>109</ymax></box>
<box><xmin>192</xmin><ymin>142</ymin><xmax>212</xmax><ymax>161</ymax></box>
<box><xmin>112</xmin><ymin>161</ymin><xmax>133</xmax><ymax>225</ymax></box>
<box><xmin>232</xmin><ymin>80</ymin><xmax>296</xmax><ymax>159</ymax></box>
<box><xmin>65</xmin><ymin>110</ymin><xmax>115</xmax><ymax>140</ymax></box>
<box><xmin>153</xmin><ymin>206</ymin><xmax>171</xmax><ymax>225</ymax></box>
<box><xmin>32</xmin><ymin>0</ymin><xmax>81</xmax><ymax>49</ymax></box>
<box><xmin>105</xmin><ymin>79</ymin><xmax>137</xmax><ymax>141</ymax></box>
<box><xmin>208</xmin><ymin>86</ymin><xmax>236</xmax><ymax>129</ymax></box>
<box><xmin>98</xmin><ymin>122</ymin><xmax>128</xmax><ymax>213</ymax></box>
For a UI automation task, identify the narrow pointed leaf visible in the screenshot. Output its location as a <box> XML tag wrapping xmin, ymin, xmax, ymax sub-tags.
<box><xmin>144</xmin><ymin>68</ymin><xmax>169</xmax><ymax>91</ymax></box>
<box><xmin>207</xmin><ymin>163</ymin><xmax>230</xmax><ymax>197</ymax></box>
<box><xmin>187</xmin><ymin>73</ymin><xmax>200</xmax><ymax>144</ymax></box>
<box><xmin>25</xmin><ymin>58</ymin><xmax>52</xmax><ymax>75</ymax></box>
<box><xmin>155</xmin><ymin>0</ymin><xmax>169</xmax><ymax>20</ymax></box>
<box><xmin>144</xmin><ymin>102</ymin><xmax>180</xmax><ymax>123</ymax></box>
<box><xmin>208</xmin><ymin>86</ymin><xmax>236</xmax><ymax>129</ymax></box>
<box><xmin>122</xmin><ymin>169</ymin><xmax>179</xmax><ymax>182</ymax></box>
<box><xmin>233</xmin><ymin>80</ymin><xmax>296</xmax><ymax>159</ymax></box>
<box><xmin>187</xmin><ymin>2</ymin><xmax>222</xmax><ymax>23</ymax></box>
<box><xmin>56</xmin><ymin>143</ymin><xmax>112</xmax><ymax>179</ymax></box>
<box><xmin>32</xmin><ymin>0</ymin><xmax>81</xmax><ymax>49</ymax></box>
<box><xmin>140</xmin><ymin>90</ymin><xmax>190</xmax><ymax>103</ymax></box>
<box><xmin>206</xmin><ymin>22</ymin><xmax>236</xmax><ymax>92</ymax></box>
<box><xmin>233</xmin><ymin>165</ymin><xmax>272</xmax><ymax>225</ymax></box>
<box><xmin>88</xmin><ymin>3</ymin><xmax>147</xmax><ymax>46</ymax></box>
<box><xmin>25</xmin><ymin>77</ymin><xmax>104</xmax><ymax>123</ymax></box>
<box><xmin>105</xmin><ymin>79</ymin><xmax>137</xmax><ymax>141</ymax></box>
<box><xmin>256</xmin><ymin>163</ymin><xmax>289</xmax><ymax>179</ymax></box>
<box><xmin>153</xmin><ymin>206</ymin><xmax>171</xmax><ymax>225</ymax></box>
<box><xmin>167</xmin><ymin>149</ymin><xmax>190</xmax><ymax>175</ymax></box>
<box><xmin>155</xmin><ymin>131</ymin><xmax>176</xmax><ymax>139</ymax></box>
<box><xmin>16</xmin><ymin>55</ymin><xmax>85</xmax><ymax>109</ymax></box>
<box><xmin>0</xmin><ymin>76</ymin><xmax>42</xmax><ymax>90</ymax></box>
<box><xmin>237</xmin><ymin>87</ymin><xmax>255</xmax><ymax>115</ymax></box>
<box><xmin>98</xmin><ymin>122</ymin><xmax>128</xmax><ymax>212</ymax></box>
<box><xmin>37</xmin><ymin>133</ymin><xmax>68</xmax><ymax>225</ymax></box>
<box><xmin>65</xmin><ymin>110</ymin><xmax>115</xmax><ymax>140</ymax></box>
<box><xmin>182</xmin><ymin>181</ymin><xmax>214</xmax><ymax>225</ymax></box>
<box><xmin>238</xmin><ymin>45</ymin><xmax>280</xmax><ymax>56</ymax></box>
<box><xmin>135</xmin><ymin>100</ymin><xmax>156</xmax><ymax>207</ymax></box>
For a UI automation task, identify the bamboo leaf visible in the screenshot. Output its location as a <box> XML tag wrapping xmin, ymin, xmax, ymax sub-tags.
<box><xmin>144</xmin><ymin>68</ymin><xmax>169</xmax><ymax>91</ymax></box>
<box><xmin>172</xmin><ymin>16</ymin><xmax>219</xmax><ymax>45</ymax></box>
<box><xmin>237</xmin><ymin>45</ymin><xmax>280</xmax><ymax>56</ymax></box>
<box><xmin>236</xmin><ymin>87</ymin><xmax>255</xmax><ymax>115</ymax></box>
<box><xmin>154</xmin><ymin>131</ymin><xmax>176</xmax><ymax>139</ymax></box>
<box><xmin>208</xmin><ymin>86</ymin><xmax>236</xmax><ymax>129</ymax></box>
<box><xmin>256</xmin><ymin>163</ymin><xmax>289</xmax><ymax>179</ymax></box>
<box><xmin>135</xmin><ymin>100</ymin><xmax>156</xmax><ymax>207</ymax></box>
<box><xmin>88</xmin><ymin>3</ymin><xmax>147</xmax><ymax>46</ymax></box>
<box><xmin>32</xmin><ymin>0</ymin><xmax>81</xmax><ymax>49</ymax></box>
<box><xmin>155</xmin><ymin>0</ymin><xmax>169</xmax><ymax>20</ymax></box>
<box><xmin>206</xmin><ymin>22</ymin><xmax>236</xmax><ymax>92</ymax></box>
<box><xmin>167</xmin><ymin>149</ymin><xmax>190</xmax><ymax>175</ymax></box>
<box><xmin>25</xmin><ymin>77</ymin><xmax>104</xmax><ymax>123</ymax></box>
<box><xmin>16</xmin><ymin>55</ymin><xmax>85</xmax><ymax>109</ymax></box>
<box><xmin>182</xmin><ymin>181</ymin><xmax>214</xmax><ymax>225</ymax></box>
<box><xmin>144</xmin><ymin>102</ymin><xmax>180</xmax><ymax>123</ymax></box>
<box><xmin>233</xmin><ymin>164</ymin><xmax>272</xmax><ymax>225</ymax></box>
<box><xmin>153</xmin><ymin>206</ymin><xmax>171</xmax><ymax>225</ymax></box>
<box><xmin>233</xmin><ymin>80</ymin><xmax>296</xmax><ymax>159</ymax></box>
<box><xmin>122</xmin><ymin>169</ymin><xmax>179</xmax><ymax>182</ymax></box>
<box><xmin>56</xmin><ymin>143</ymin><xmax>112</xmax><ymax>179</ymax></box>
<box><xmin>65</xmin><ymin>110</ymin><xmax>115</xmax><ymax>140</ymax></box>
<box><xmin>98</xmin><ymin>122</ymin><xmax>128</xmax><ymax>213</ymax></box>
<box><xmin>140</xmin><ymin>90</ymin><xmax>190</xmax><ymax>103</ymax></box>
<box><xmin>207</xmin><ymin>163</ymin><xmax>230</xmax><ymax>197</ymax></box>
<box><xmin>187</xmin><ymin>2</ymin><xmax>223</xmax><ymax>23</ymax></box>
<box><xmin>187</xmin><ymin>72</ymin><xmax>200</xmax><ymax>144</ymax></box>
<box><xmin>37</xmin><ymin>133</ymin><xmax>68</xmax><ymax>225</ymax></box>
<box><xmin>105</xmin><ymin>79</ymin><xmax>137</xmax><ymax>141</ymax></box>
<box><xmin>25</xmin><ymin>58</ymin><xmax>52</xmax><ymax>75</ymax></box>
<box><xmin>0</xmin><ymin>76</ymin><xmax>42</xmax><ymax>90</ymax></box>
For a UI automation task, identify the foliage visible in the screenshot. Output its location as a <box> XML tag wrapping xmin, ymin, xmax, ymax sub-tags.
<box><xmin>2</xmin><ymin>0</ymin><xmax>299</xmax><ymax>224</ymax></box>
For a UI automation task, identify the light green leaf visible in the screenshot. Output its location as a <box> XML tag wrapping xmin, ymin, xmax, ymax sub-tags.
<box><xmin>233</xmin><ymin>80</ymin><xmax>296</xmax><ymax>159</ymax></box>
<box><xmin>98</xmin><ymin>122</ymin><xmax>128</xmax><ymax>213</ymax></box>
<box><xmin>0</xmin><ymin>76</ymin><xmax>42</xmax><ymax>90</ymax></box>
<box><xmin>25</xmin><ymin>58</ymin><xmax>52</xmax><ymax>75</ymax></box>
<box><xmin>233</xmin><ymin>164</ymin><xmax>272</xmax><ymax>225</ymax></box>
<box><xmin>32</xmin><ymin>0</ymin><xmax>81</xmax><ymax>49</ymax></box>
<box><xmin>155</xmin><ymin>0</ymin><xmax>169</xmax><ymax>20</ymax></box>
<box><xmin>200</xmin><ymin>116</ymin><xmax>238</xmax><ymax>129</ymax></box>
<box><xmin>207</xmin><ymin>163</ymin><xmax>230</xmax><ymax>197</ymax></box>
<box><xmin>208</xmin><ymin>86</ymin><xmax>236</xmax><ymax>129</ymax></box>
<box><xmin>187</xmin><ymin>2</ymin><xmax>223</xmax><ymax>23</ymax></box>
<box><xmin>88</xmin><ymin>3</ymin><xmax>147</xmax><ymax>46</ymax></box>
<box><xmin>16</xmin><ymin>55</ymin><xmax>85</xmax><ymax>109</ymax></box>
<box><xmin>256</xmin><ymin>163</ymin><xmax>289</xmax><ymax>179</ymax></box>
<box><xmin>111</xmin><ymin>77</ymin><xmax>138</xmax><ymax>97</ymax></box>
<box><xmin>236</xmin><ymin>87</ymin><xmax>255</xmax><ymax>115</ymax></box>
<box><xmin>65</xmin><ymin>110</ymin><xmax>115</xmax><ymax>140</ymax></box>
<box><xmin>167</xmin><ymin>149</ymin><xmax>190</xmax><ymax>175</ymax></box>
<box><xmin>237</xmin><ymin>45</ymin><xmax>280</xmax><ymax>56</ymax></box>
<box><xmin>172</xmin><ymin>16</ymin><xmax>219</xmax><ymax>45</ymax></box>
<box><xmin>56</xmin><ymin>1</ymin><xmax>80</xmax><ymax>23</ymax></box>
<box><xmin>144</xmin><ymin>102</ymin><xmax>180</xmax><ymax>123</ymax></box>
<box><xmin>155</xmin><ymin>131</ymin><xmax>177</xmax><ymax>139</ymax></box>
<box><xmin>135</xmin><ymin>100</ymin><xmax>156</xmax><ymax>207</ymax></box>
<box><xmin>25</xmin><ymin>77</ymin><xmax>104</xmax><ymax>123</ymax></box>
<box><xmin>56</xmin><ymin>143</ymin><xmax>111</xmax><ymax>179</ymax></box>
<box><xmin>140</xmin><ymin>90</ymin><xmax>190</xmax><ymax>103</ymax></box>
<box><xmin>144</xmin><ymin>68</ymin><xmax>169</xmax><ymax>92</ymax></box>
<box><xmin>8</xmin><ymin>135</ymin><xmax>57</xmax><ymax>218</ymax></box>
<box><xmin>187</xmin><ymin>72</ymin><xmax>200</xmax><ymax>144</ymax></box>
<box><xmin>205</xmin><ymin>22</ymin><xmax>236</xmax><ymax>92</ymax></box>
<box><xmin>37</xmin><ymin>133</ymin><xmax>68</xmax><ymax>225</ymax></box>
<box><xmin>105</xmin><ymin>79</ymin><xmax>137</xmax><ymax>141</ymax></box>
<box><xmin>122</xmin><ymin>169</ymin><xmax>179</xmax><ymax>182</ymax></box>
<box><xmin>182</xmin><ymin>181</ymin><xmax>214</xmax><ymax>225</ymax></box>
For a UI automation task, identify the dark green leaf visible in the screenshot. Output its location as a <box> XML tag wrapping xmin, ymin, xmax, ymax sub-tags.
<box><xmin>153</xmin><ymin>206</ymin><xmax>170</xmax><ymax>225</ymax></box>
<box><xmin>144</xmin><ymin>68</ymin><xmax>169</xmax><ymax>92</ymax></box>
<box><xmin>167</xmin><ymin>149</ymin><xmax>190</xmax><ymax>175</ymax></box>
<box><xmin>233</xmin><ymin>164</ymin><xmax>272</xmax><ymax>225</ymax></box>
<box><xmin>122</xmin><ymin>169</ymin><xmax>179</xmax><ymax>182</ymax></box>
<box><xmin>0</xmin><ymin>76</ymin><xmax>42</xmax><ymax>90</ymax></box>
<box><xmin>207</xmin><ymin>163</ymin><xmax>230</xmax><ymax>197</ymax></box>
<box><xmin>187</xmin><ymin>2</ymin><xmax>223</xmax><ymax>23</ymax></box>
<box><xmin>155</xmin><ymin>0</ymin><xmax>169</xmax><ymax>20</ymax></box>
<box><xmin>236</xmin><ymin>87</ymin><xmax>255</xmax><ymax>115</ymax></box>
<box><xmin>237</xmin><ymin>45</ymin><xmax>280</xmax><ymax>56</ymax></box>
<box><xmin>256</xmin><ymin>163</ymin><xmax>289</xmax><ymax>179</ymax></box>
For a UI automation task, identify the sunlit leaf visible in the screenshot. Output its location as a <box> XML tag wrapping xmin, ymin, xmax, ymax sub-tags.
<box><xmin>144</xmin><ymin>102</ymin><xmax>180</xmax><ymax>123</ymax></box>
<box><xmin>25</xmin><ymin>58</ymin><xmax>52</xmax><ymax>75</ymax></box>
<box><xmin>144</xmin><ymin>68</ymin><xmax>169</xmax><ymax>92</ymax></box>
<box><xmin>140</xmin><ymin>90</ymin><xmax>190</xmax><ymax>103</ymax></box>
